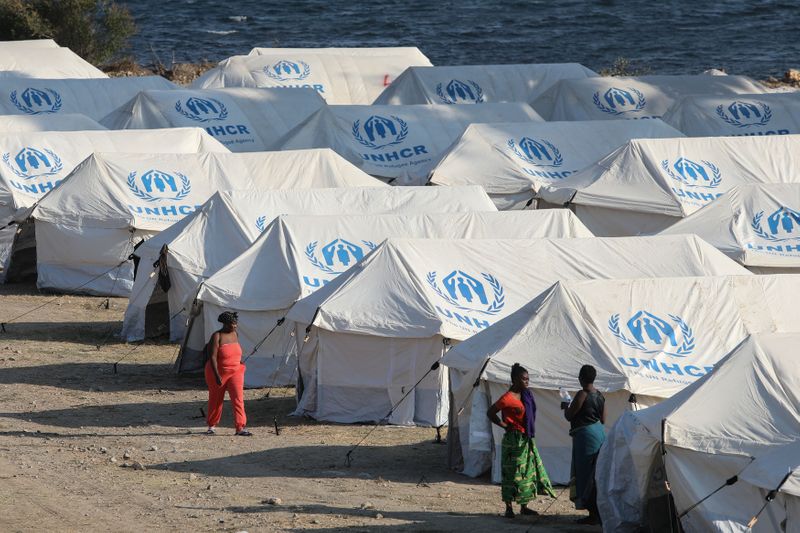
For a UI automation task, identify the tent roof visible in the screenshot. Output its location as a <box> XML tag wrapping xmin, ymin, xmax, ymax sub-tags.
<box><xmin>0</xmin><ymin>39</ymin><xmax>58</xmax><ymax>49</ymax></box>
<box><xmin>662</xmin><ymin>92</ymin><xmax>800</xmax><ymax>137</ymax></box>
<box><xmin>740</xmin><ymin>439</ymin><xmax>800</xmax><ymax>497</ymax></box>
<box><xmin>30</xmin><ymin>150</ymin><xmax>374</xmax><ymax>231</ymax></box>
<box><xmin>196</xmin><ymin>210</ymin><xmax>581</xmax><ymax>311</ymax></box>
<box><xmin>101</xmin><ymin>87</ymin><xmax>325</xmax><ymax>152</ymax></box>
<box><xmin>531</xmin><ymin>74</ymin><xmax>767</xmax><ymax>121</ymax></box>
<box><xmin>540</xmin><ymin>135</ymin><xmax>800</xmax><ymax>216</ymax></box>
<box><xmin>276</xmin><ymin>103</ymin><xmax>542</xmax><ymax>185</ymax></box>
<box><xmin>660</xmin><ymin>184</ymin><xmax>800</xmax><ymax>268</ymax></box>
<box><xmin>429</xmin><ymin>119</ymin><xmax>683</xmax><ymax>199</ymax></box>
<box><xmin>373</xmin><ymin>63</ymin><xmax>597</xmax><ymax>105</ymax></box>
<box><xmin>0</xmin><ymin>114</ymin><xmax>105</xmax><ymax>132</ymax></box>
<box><xmin>0</xmin><ymin>128</ymin><xmax>226</xmax><ymax>223</ymax></box>
<box><xmin>247</xmin><ymin>47</ymin><xmax>430</xmax><ymax>57</ymax></box>
<box><xmin>0</xmin><ymin>76</ymin><xmax>176</xmax><ymax>120</ymax></box>
<box><xmin>194</xmin><ymin>48</ymin><xmax>432</xmax><ymax>104</ymax></box>
<box><xmin>152</xmin><ymin>185</ymin><xmax>497</xmax><ymax>278</ymax></box>
<box><xmin>0</xmin><ymin>48</ymin><xmax>107</xmax><ymax>78</ymax></box>
<box><xmin>285</xmin><ymin>235</ymin><xmax>750</xmax><ymax>341</ymax></box>
<box><xmin>443</xmin><ymin>275</ymin><xmax>800</xmax><ymax>399</ymax></box>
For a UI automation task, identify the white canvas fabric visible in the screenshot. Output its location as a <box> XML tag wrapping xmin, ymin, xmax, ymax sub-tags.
<box><xmin>0</xmin><ymin>77</ymin><xmax>176</xmax><ymax>120</ymax></box>
<box><xmin>531</xmin><ymin>74</ymin><xmax>767</xmax><ymax>121</ymax></box>
<box><xmin>283</xmin><ymin>235</ymin><xmax>746</xmax><ymax>427</ymax></box>
<box><xmin>25</xmin><ymin>151</ymin><xmax>348</xmax><ymax>296</ymax></box>
<box><xmin>102</xmin><ymin>87</ymin><xmax>325</xmax><ymax>152</ymax></box>
<box><xmin>275</xmin><ymin>103</ymin><xmax>543</xmax><ymax>185</ymax></box>
<box><xmin>442</xmin><ymin>273</ymin><xmax>800</xmax><ymax>485</ymax></box>
<box><xmin>662</xmin><ymin>92</ymin><xmax>800</xmax><ymax>137</ymax></box>
<box><xmin>538</xmin><ymin>135</ymin><xmax>800</xmax><ymax>236</ymax></box>
<box><xmin>180</xmin><ymin>209</ymin><xmax>573</xmax><ymax>387</ymax></box>
<box><xmin>373</xmin><ymin>64</ymin><xmax>597</xmax><ymax>105</ymax></box>
<box><xmin>430</xmin><ymin>119</ymin><xmax>683</xmax><ymax>209</ymax></box>
<box><xmin>121</xmin><ymin>155</ymin><xmax>387</xmax><ymax>342</ymax></box>
<box><xmin>0</xmin><ymin>48</ymin><xmax>107</xmax><ymax>78</ymax></box>
<box><xmin>597</xmin><ymin>333</ymin><xmax>800</xmax><ymax>532</ymax></box>
<box><xmin>0</xmin><ymin>128</ymin><xmax>226</xmax><ymax>283</ymax></box>
<box><xmin>660</xmin><ymin>184</ymin><xmax>800</xmax><ymax>272</ymax></box>
<box><xmin>0</xmin><ymin>39</ymin><xmax>59</xmax><ymax>49</ymax></box>
<box><xmin>194</xmin><ymin>47</ymin><xmax>432</xmax><ymax>104</ymax></box>
<box><xmin>0</xmin><ymin>114</ymin><xmax>105</xmax><ymax>132</ymax></box>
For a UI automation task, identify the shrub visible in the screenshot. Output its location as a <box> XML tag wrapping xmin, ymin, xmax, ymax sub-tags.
<box><xmin>0</xmin><ymin>0</ymin><xmax>136</xmax><ymax>65</ymax></box>
<box><xmin>599</xmin><ymin>57</ymin><xmax>652</xmax><ymax>77</ymax></box>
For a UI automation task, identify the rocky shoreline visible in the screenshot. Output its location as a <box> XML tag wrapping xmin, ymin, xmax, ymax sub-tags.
<box><xmin>102</xmin><ymin>57</ymin><xmax>800</xmax><ymax>89</ymax></box>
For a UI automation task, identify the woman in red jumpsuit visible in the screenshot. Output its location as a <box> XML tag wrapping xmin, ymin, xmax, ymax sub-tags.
<box><xmin>205</xmin><ymin>311</ymin><xmax>252</xmax><ymax>436</ymax></box>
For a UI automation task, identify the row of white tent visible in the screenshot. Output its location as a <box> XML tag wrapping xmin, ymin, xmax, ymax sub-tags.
<box><xmin>6</xmin><ymin>129</ymin><xmax>800</xmax><ymax>293</ymax></box>
<box><xmin>3</xmin><ymin>41</ymin><xmax>797</xmax><ymax>531</ymax></box>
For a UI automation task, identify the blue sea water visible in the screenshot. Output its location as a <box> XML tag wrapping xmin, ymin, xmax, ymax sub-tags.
<box><xmin>122</xmin><ymin>0</ymin><xmax>800</xmax><ymax>79</ymax></box>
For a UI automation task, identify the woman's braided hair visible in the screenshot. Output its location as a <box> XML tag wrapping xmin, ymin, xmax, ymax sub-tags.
<box><xmin>217</xmin><ymin>311</ymin><xmax>239</xmax><ymax>325</ymax></box>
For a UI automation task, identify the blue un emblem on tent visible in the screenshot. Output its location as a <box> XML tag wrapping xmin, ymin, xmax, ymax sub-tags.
<box><xmin>352</xmin><ymin>115</ymin><xmax>409</xmax><ymax>149</ymax></box>
<box><xmin>2</xmin><ymin>146</ymin><xmax>63</xmax><ymax>179</ymax></box>
<box><xmin>426</xmin><ymin>270</ymin><xmax>505</xmax><ymax>315</ymax></box>
<box><xmin>715</xmin><ymin>100</ymin><xmax>772</xmax><ymax>128</ymax></box>
<box><xmin>436</xmin><ymin>79</ymin><xmax>484</xmax><ymax>104</ymax></box>
<box><xmin>175</xmin><ymin>97</ymin><xmax>228</xmax><ymax>122</ymax></box>
<box><xmin>507</xmin><ymin>137</ymin><xmax>563</xmax><ymax>167</ymax></box>
<box><xmin>609</xmin><ymin>310</ymin><xmax>695</xmax><ymax>357</ymax></box>
<box><xmin>264</xmin><ymin>60</ymin><xmax>311</xmax><ymax>82</ymax></box>
<box><xmin>10</xmin><ymin>88</ymin><xmax>62</xmax><ymax>115</ymax></box>
<box><xmin>127</xmin><ymin>169</ymin><xmax>191</xmax><ymax>202</ymax></box>
<box><xmin>751</xmin><ymin>206</ymin><xmax>800</xmax><ymax>242</ymax></box>
<box><xmin>592</xmin><ymin>86</ymin><xmax>646</xmax><ymax>115</ymax></box>
<box><xmin>661</xmin><ymin>157</ymin><xmax>722</xmax><ymax>188</ymax></box>
<box><xmin>305</xmin><ymin>238</ymin><xmax>377</xmax><ymax>274</ymax></box>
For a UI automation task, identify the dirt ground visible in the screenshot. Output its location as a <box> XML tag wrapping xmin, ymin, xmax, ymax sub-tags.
<box><xmin>0</xmin><ymin>282</ymin><xmax>599</xmax><ymax>532</ymax></box>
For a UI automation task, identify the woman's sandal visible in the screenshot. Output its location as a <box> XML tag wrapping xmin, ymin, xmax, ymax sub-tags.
<box><xmin>205</xmin><ymin>428</ymin><xmax>216</xmax><ymax>435</ymax></box>
<box><xmin>235</xmin><ymin>429</ymin><xmax>253</xmax><ymax>436</ymax></box>
<box><xmin>504</xmin><ymin>508</ymin><xmax>515</xmax><ymax>518</ymax></box>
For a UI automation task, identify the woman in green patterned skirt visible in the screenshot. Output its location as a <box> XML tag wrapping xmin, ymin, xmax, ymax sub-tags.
<box><xmin>487</xmin><ymin>363</ymin><xmax>555</xmax><ymax>518</ymax></box>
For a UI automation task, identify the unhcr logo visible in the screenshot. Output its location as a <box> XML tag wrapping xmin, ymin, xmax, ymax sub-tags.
<box><xmin>436</xmin><ymin>79</ymin><xmax>484</xmax><ymax>104</ymax></box>
<box><xmin>609</xmin><ymin>310</ymin><xmax>695</xmax><ymax>358</ymax></box>
<box><xmin>175</xmin><ymin>97</ymin><xmax>229</xmax><ymax>122</ymax></box>
<box><xmin>2</xmin><ymin>146</ymin><xmax>63</xmax><ymax>179</ymax></box>
<box><xmin>751</xmin><ymin>206</ymin><xmax>800</xmax><ymax>242</ymax></box>
<box><xmin>305</xmin><ymin>238</ymin><xmax>377</xmax><ymax>274</ymax></box>
<box><xmin>352</xmin><ymin>115</ymin><xmax>409</xmax><ymax>150</ymax></box>
<box><xmin>264</xmin><ymin>59</ymin><xmax>311</xmax><ymax>82</ymax></box>
<box><xmin>10</xmin><ymin>88</ymin><xmax>62</xmax><ymax>115</ymax></box>
<box><xmin>507</xmin><ymin>137</ymin><xmax>563</xmax><ymax>168</ymax></box>
<box><xmin>127</xmin><ymin>169</ymin><xmax>191</xmax><ymax>203</ymax></box>
<box><xmin>716</xmin><ymin>100</ymin><xmax>772</xmax><ymax>128</ymax></box>
<box><xmin>661</xmin><ymin>157</ymin><xmax>722</xmax><ymax>189</ymax></box>
<box><xmin>427</xmin><ymin>270</ymin><xmax>505</xmax><ymax>316</ymax></box>
<box><xmin>592</xmin><ymin>87</ymin><xmax>646</xmax><ymax>115</ymax></box>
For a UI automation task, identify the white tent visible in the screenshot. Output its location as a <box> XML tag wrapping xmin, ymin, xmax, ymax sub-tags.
<box><xmin>443</xmin><ymin>274</ymin><xmax>800</xmax><ymax>486</ymax></box>
<box><xmin>275</xmin><ymin>103</ymin><xmax>543</xmax><ymax>185</ymax></box>
<box><xmin>662</xmin><ymin>92</ymin><xmax>800</xmax><ymax>137</ymax></box>
<box><xmin>372</xmin><ymin>64</ymin><xmax>597</xmax><ymax>105</ymax></box>
<box><xmin>539</xmin><ymin>135</ymin><xmax>800</xmax><ymax>236</ymax></box>
<box><xmin>285</xmin><ymin>235</ymin><xmax>747</xmax><ymax>427</ymax></box>
<box><xmin>660</xmin><ymin>184</ymin><xmax>800</xmax><ymax>273</ymax></box>
<box><xmin>0</xmin><ymin>114</ymin><xmax>105</xmax><ymax>132</ymax></box>
<box><xmin>23</xmin><ymin>150</ymin><xmax>362</xmax><ymax>296</ymax></box>
<box><xmin>0</xmin><ymin>39</ymin><xmax>58</xmax><ymax>49</ymax></box>
<box><xmin>531</xmin><ymin>75</ymin><xmax>767</xmax><ymax>121</ymax></box>
<box><xmin>597</xmin><ymin>333</ymin><xmax>800</xmax><ymax>532</ymax></box>
<box><xmin>429</xmin><ymin>119</ymin><xmax>683</xmax><ymax>209</ymax></box>
<box><xmin>180</xmin><ymin>209</ymin><xmax>573</xmax><ymax>387</ymax></box>
<box><xmin>0</xmin><ymin>128</ymin><xmax>226</xmax><ymax>283</ymax></box>
<box><xmin>194</xmin><ymin>47</ymin><xmax>432</xmax><ymax>104</ymax></box>
<box><xmin>102</xmin><ymin>87</ymin><xmax>325</xmax><ymax>152</ymax></box>
<box><xmin>0</xmin><ymin>48</ymin><xmax>107</xmax><ymax>78</ymax></box>
<box><xmin>0</xmin><ymin>77</ymin><xmax>176</xmax><ymax>120</ymax></box>
<box><xmin>122</xmin><ymin>156</ymin><xmax>389</xmax><ymax>342</ymax></box>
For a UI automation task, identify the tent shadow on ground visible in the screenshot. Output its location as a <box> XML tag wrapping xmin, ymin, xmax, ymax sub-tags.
<box><xmin>232</xmin><ymin>503</ymin><xmax>593</xmax><ymax>533</ymax></box>
<box><xmin>150</xmin><ymin>442</ymin><xmax>489</xmax><ymax>486</ymax></box>
<box><xmin>0</xmin><ymin>362</ymin><xmax>198</xmax><ymax>392</ymax></box>
<box><xmin>0</xmin><ymin>395</ymin><xmax>300</xmax><ymax>429</ymax></box>
<box><xmin>0</xmin><ymin>320</ymin><xmax>130</xmax><ymax>344</ymax></box>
